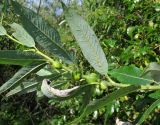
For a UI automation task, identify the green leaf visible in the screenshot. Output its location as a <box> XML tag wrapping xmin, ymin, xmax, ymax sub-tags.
<box><xmin>149</xmin><ymin>90</ymin><xmax>160</xmax><ymax>99</ymax></box>
<box><xmin>68</xmin><ymin>85</ymin><xmax>140</xmax><ymax>124</ymax></box>
<box><xmin>0</xmin><ymin>50</ymin><xmax>45</xmax><ymax>66</ymax></box>
<box><xmin>143</xmin><ymin>62</ymin><xmax>160</xmax><ymax>82</ymax></box>
<box><xmin>109</xmin><ymin>65</ymin><xmax>153</xmax><ymax>85</ymax></box>
<box><xmin>64</xmin><ymin>8</ymin><xmax>108</xmax><ymax>75</ymax></box>
<box><xmin>80</xmin><ymin>85</ymin><xmax>94</xmax><ymax>113</ymax></box>
<box><xmin>0</xmin><ymin>62</ymin><xmax>46</xmax><ymax>94</ymax></box>
<box><xmin>136</xmin><ymin>98</ymin><xmax>160</xmax><ymax>125</ymax></box>
<box><xmin>12</xmin><ymin>1</ymin><xmax>73</xmax><ymax>64</ymax></box>
<box><xmin>10</xmin><ymin>23</ymin><xmax>35</xmax><ymax>47</ymax></box>
<box><xmin>5</xmin><ymin>81</ymin><xmax>39</xmax><ymax>97</ymax></box>
<box><xmin>0</xmin><ymin>24</ymin><xmax>7</xmax><ymax>35</ymax></box>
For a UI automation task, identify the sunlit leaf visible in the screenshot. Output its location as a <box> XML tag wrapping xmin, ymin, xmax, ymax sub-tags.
<box><xmin>12</xmin><ymin>1</ymin><xmax>73</xmax><ymax>64</ymax></box>
<box><xmin>10</xmin><ymin>23</ymin><xmax>35</xmax><ymax>47</ymax></box>
<box><xmin>0</xmin><ymin>50</ymin><xmax>45</xmax><ymax>66</ymax></box>
<box><xmin>64</xmin><ymin>6</ymin><xmax>108</xmax><ymax>75</ymax></box>
<box><xmin>109</xmin><ymin>65</ymin><xmax>153</xmax><ymax>85</ymax></box>
<box><xmin>149</xmin><ymin>90</ymin><xmax>160</xmax><ymax>99</ymax></box>
<box><xmin>0</xmin><ymin>62</ymin><xmax>46</xmax><ymax>94</ymax></box>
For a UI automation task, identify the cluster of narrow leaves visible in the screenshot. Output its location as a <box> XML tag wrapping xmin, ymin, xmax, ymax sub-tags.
<box><xmin>0</xmin><ymin>1</ymin><xmax>159</xmax><ymax>125</ymax></box>
<box><xmin>0</xmin><ymin>0</ymin><xmax>74</xmax><ymax>97</ymax></box>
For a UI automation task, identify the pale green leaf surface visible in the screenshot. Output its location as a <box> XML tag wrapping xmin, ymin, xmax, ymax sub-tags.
<box><xmin>0</xmin><ymin>50</ymin><xmax>45</xmax><ymax>66</ymax></box>
<box><xmin>68</xmin><ymin>85</ymin><xmax>140</xmax><ymax>124</ymax></box>
<box><xmin>10</xmin><ymin>23</ymin><xmax>35</xmax><ymax>47</ymax></box>
<box><xmin>0</xmin><ymin>24</ymin><xmax>7</xmax><ymax>35</ymax></box>
<box><xmin>143</xmin><ymin>62</ymin><xmax>160</xmax><ymax>82</ymax></box>
<box><xmin>12</xmin><ymin>1</ymin><xmax>73</xmax><ymax>64</ymax></box>
<box><xmin>36</xmin><ymin>68</ymin><xmax>53</xmax><ymax>76</ymax></box>
<box><xmin>64</xmin><ymin>8</ymin><xmax>108</xmax><ymax>75</ymax></box>
<box><xmin>0</xmin><ymin>62</ymin><xmax>46</xmax><ymax>94</ymax></box>
<box><xmin>109</xmin><ymin>65</ymin><xmax>153</xmax><ymax>85</ymax></box>
<box><xmin>136</xmin><ymin>98</ymin><xmax>160</xmax><ymax>125</ymax></box>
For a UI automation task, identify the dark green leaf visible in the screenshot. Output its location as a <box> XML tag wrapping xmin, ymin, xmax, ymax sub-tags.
<box><xmin>143</xmin><ymin>62</ymin><xmax>160</xmax><ymax>82</ymax></box>
<box><xmin>0</xmin><ymin>50</ymin><xmax>45</xmax><ymax>66</ymax></box>
<box><xmin>10</xmin><ymin>23</ymin><xmax>35</xmax><ymax>47</ymax></box>
<box><xmin>12</xmin><ymin>1</ymin><xmax>73</xmax><ymax>64</ymax></box>
<box><xmin>5</xmin><ymin>81</ymin><xmax>39</xmax><ymax>97</ymax></box>
<box><xmin>64</xmin><ymin>7</ymin><xmax>108</xmax><ymax>75</ymax></box>
<box><xmin>136</xmin><ymin>98</ymin><xmax>160</xmax><ymax>125</ymax></box>
<box><xmin>0</xmin><ymin>62</ymin><xmax>46</xmax><ymax>94</ymax></box>
<box><xmin>68</xmin><ymin>85</ymin><xmax>140</xmax><ymax>124</ymax></box>
<box><xmin>109</xmin><ymin>65</ymin><xmax>153</xmax><ymax>85</ymax></box>
<box><xmin>80</xmin><ymin>85</ymin><xmax>94</xmax><ymax>113</ymax></box>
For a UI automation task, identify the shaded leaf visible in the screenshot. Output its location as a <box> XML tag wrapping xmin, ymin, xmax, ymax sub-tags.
<box><xmin>109</xmin><ymin>65</ymin><xmax>153</xmax><ymax>85</ymax></box>
<box><xmin>80</xmin><ymin>85</ymin><xmax>94</xmax><ymax>113</ymax></box>
<box><xmin>0</xmin><ymin>24</ymin><xmax>7</xmax><ymax>35</ymax></box>
<box><xmin>12</xmin><ymin>1</ymin><xmax>73</xmax><ymax>64</ymax></box>
<box><xmin>136</xmin><ymin>98</ymin><xmax>160</xmax><ymax>125</ymax></box>
<box><xmin>5</xmin><ymin>81</ymin><xmax>39</xmax><ymax>97</ymax></box>
<box><xmin>143</xmin><ymin>62</ymin><xmax>160</xmax><ymax>82</ymax></box>
<box><xmin>64</xmin><ymin>7</ymin><xmax>108</xmax><ymax>75</ymax></box>
<box><xmin>68</xmin><ymin>85</ymin><xmax>140</xmax><ymax>124</ymax></box>
<box><xmin>10</xmin><ymin>23</ymin><xmax>35</xmax><ymax>47</ymax></box>
<box><xmin>0</xmin><ymin>50</ymin><xmax>45</xmax><ymax>66</ymax></box>
<box><xmin>0</xmin><ymin>62</ymin><xmax>46</xmax><ymax>94</ymax></box>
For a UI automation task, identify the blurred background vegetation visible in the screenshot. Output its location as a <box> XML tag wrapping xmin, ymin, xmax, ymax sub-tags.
<box><xmin>0</xmin><ymin>0</ymin><xmax>160</xmax><ymax>124</ymax></box>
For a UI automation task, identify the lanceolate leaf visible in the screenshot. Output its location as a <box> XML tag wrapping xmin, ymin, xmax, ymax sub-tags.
<box><xmin>5</xmin><ymin>81</ymin><xmax>39</xmax><ymax>97</ymax></box>
<box><xmin>109</xmin><ymin>65</ymin><xmax>153</xmax><ymax>85</ymax></box>
<box><xmin>12</xmin><ymin>1</ymin><xmax>73</xmax><ymax>64</ymax></box>
<box><xmin>0</xmin><ymin>62</ymin><xmax>46</xmax><ymax>94</ymax></box>
<box><xmin>0</xmin><ymin>24</ymin><xmax>7</xmax><ymax>35</ymax></box>
<box><xmin>80</xmin><ymin>85</ymin><xmax>94</xmax><ymax>113</ymax></box>
<box><xmin>10</xmin><ymin>23</ymin><xmax>35</xmax><ymax>47</ymax></box>
<box><xmin>68</xmin><ymin>85</ymin><xmax>140</xmax><ymax>124</ymax></box>
<box><xmin>143</xmin><ymin>62</ymin><xmax>160</xmax><ymax>82</ymax></box>
<box><xmin>0</xmin><ymin>50</ymin><xmax>45</xmax><ymax>66</ymax></box>
<box><xmin>149</xmin><ymin>90</ymin><xmax>160</xmax><ymax>99</ymax></box>
<box><xmin>64</xmin><ymin>7</ymin><xmax>108</xmax><ymax>75</ymax></box>
<box><xmin>136</xmin><ymin>98</ymin><xmax>160</xmax><ymax>125</ymax></box>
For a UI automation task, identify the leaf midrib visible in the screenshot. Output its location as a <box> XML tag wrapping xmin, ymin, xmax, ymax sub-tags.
<box><xmin>21</xmin><ymin>8</ymin><xmax>71</xmax><ymax>59</ymax></box>
<box><xmin>114</xmin><ymin>72</ymin><xmax>153</xmax><ymax>83</ymax></box>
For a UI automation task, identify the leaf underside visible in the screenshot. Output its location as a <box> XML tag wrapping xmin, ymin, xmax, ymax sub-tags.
<box><xmin>64</xmin><ymin>8</ymin><xmax>108</xmax><ymax>75</ymax></box>
<box><xmin>10</xmin><ymin>23</ymin><xmax>35</xmax><ymax>47</ymax></box>
<box><xmin>12</xmin><ymin>1</ymin><xmax>73</xmax><ymax>64</ymax></box>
